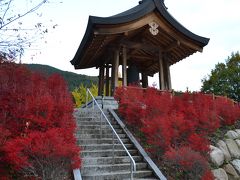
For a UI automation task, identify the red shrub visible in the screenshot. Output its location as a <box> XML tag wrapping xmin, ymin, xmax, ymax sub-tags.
<box><xmin>143</xmin><ymin>88</ymin><xmax>173</xmax><ymax>118</ymax></box>
<box><xmin>168</xmin><ymin>112</ymin><xmax>196</xmax><ymax>148</ymax></box>
<box><xmin>5</xmin><ymin>128</ymin><xmax>80</xmax><ymax>170</ymax></box>
<box><xmin>215</xmin><ymin>96</ymin><xmax>240</xmax><ymax>125</ymax></box>
<box><xmin>0</xmin><ymin>62</ymin><xmax>80</xmax><ymax>179</ymax></box>
<box><xmin>141</xmin><ymin>116</ymin><xmax>172</xmax><ymax>154</ymax></box>
<box><xmin>115</xmin><ymin>86</ymin><xmax>145</xmax><ymax>127</ymax></box>
<box><xmin>116</xmin><ymin>86</ymin><xmax>240</xmax><ymax>179</ymax></box>
<box><xmin>201</xmin><ymin>170</ymin><xmax>215</xmax><ymax>180</ymax></box>
<box><xmin>164</xmin><ymin>147</ymin><xmax>212</xmax><ymax>179</ymax></box>
<box><xmin>191</xmin><ymin>93</ymin><xmax>220</xmax><ymax>134</ymax></box>
<box><xmin>188</xmin><ymin>133</ymin><xmax>210</xmax><ymax>153</ymax></box>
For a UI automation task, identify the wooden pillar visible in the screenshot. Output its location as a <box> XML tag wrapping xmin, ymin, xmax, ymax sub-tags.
<box><xmin>98</xmin><ymin>65</ymin><xmax>105</xmax><ymax>96</ymax></box>
<box><xmin>111</xmin><ymin>49</ymin><xmax>119</xmax><ymax>95</ymax></box>
<box><xmin>163</xmin><ymin>55</ymin><xmax>169</xmax><ymax>90</ymax></box>
<box><xmin>158</xmin><ymin>51</ymin><xmax>165</xmax><ymax>90</ymax></box>
<box><xmin>122</xmin><ymin>46</ymin><xmax>127</xmax><ymax>86</ymax></box>
<box><xmin>142</xmin><ymin>73</ymin><xmax>148</xmax><ymax>88</ymax></box>
<box><xmin>162</xmin><ymin>54</ymin><xmax>172</xmax><ymax>90</ymax></box>
<box><xmin>110</xmin><ymin>66</ymin><xmax>114</xmax><ymax>96</ymax></box>
<box><xmin>166</xmin><ymin>60</ymin><xmax>172</xmax><ymax>90</ymax></box>
<box><xmin>105</xmin><ymin>64</ymin><xmax>110</xmax><ymax>96</ymax></box>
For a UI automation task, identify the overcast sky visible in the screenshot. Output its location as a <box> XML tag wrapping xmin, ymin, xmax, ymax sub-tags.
<box><xmin>22</xmin><ymin>0</ymin><xmax>240</xmax><ymax>91</ymax></box>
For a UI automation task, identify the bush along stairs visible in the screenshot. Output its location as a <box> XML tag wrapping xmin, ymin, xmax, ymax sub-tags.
<box><xmin>74</xmin><ymin>97</ymin><xmax>166</xmax><ymax>180</ymax></box>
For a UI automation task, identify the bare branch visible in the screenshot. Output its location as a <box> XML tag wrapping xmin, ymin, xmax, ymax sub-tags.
<box><xmin>0</xmin><ymin>0</ymin><xmax>57</xmax><ymax>61</ymax></box>
<box><xmin>0</xmin><ymin>28</ymin><xmax>35</xmax><ymax>31</ymax></box>
<box><xmin>1</xmin><ymin>0</ymin><xmax>13</xmax><ymax>25</ymax></box>
<box><xmin>0</xmin><ymin>0</ymin><xmax>47</xmax><ymax>30</ymax></box>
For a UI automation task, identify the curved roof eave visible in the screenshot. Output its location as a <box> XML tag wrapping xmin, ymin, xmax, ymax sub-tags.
<box><xmin>71</xmin><ymin>0</ymin><xmax>155</xmax><ymax>66</ymax></box>
<box><xmin>153</xmin><ymin>0</ymin><xmax>209</xmax><ymax>46</ymax></box>
<box><xmin>70</xmin><ymin>19</ymin><xmax>94</xmax><ymax>67</ymax></box>
<box><xmin>71</xmin><ymin>0</ymin><xmax>210</xmax><ymax>67</ymax></box>
<box><xmin>91</xmin><ymin>0</ymin><xmax>155</xmax><ymax>24</ymax></box>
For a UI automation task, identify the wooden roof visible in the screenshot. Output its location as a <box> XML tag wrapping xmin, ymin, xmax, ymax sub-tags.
<box><xmin>71</xmin><ymin>0</ymin><xmax>209</xmax><ymax>76</ymax></box>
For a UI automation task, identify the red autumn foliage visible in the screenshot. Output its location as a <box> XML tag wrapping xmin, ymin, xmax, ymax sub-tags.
<box><xmin>201</xmin><ymin>170</ymin><xmax>215</xmax><ymax>180</ymax></box>
<box><xmin>215</xmin><ymin>96</ymin><xmax>240</xmax><ymax>125</ymax></box>
<box><xmin>115</xmin><ymin>86</ymin><xmax>240</xmax><ymax>179</ymax></box>
<box><xmin>115</xmin><ymin>86</ymin><xmax>145</xmax><ymax>127</ymax></box>
<box><xmin>5</xmin><ymin>128</ymin><xmax>80</xmax><ymax>170</ymax></box>
<box><xmin>0</xmin><ymin>62</ymin><xmax>80</xmax><ymax>179</ymax></box>
<box><xmin>164</xmin><ymin>146</ymin><xmax>210</xmax><ymax>179</ymax></box>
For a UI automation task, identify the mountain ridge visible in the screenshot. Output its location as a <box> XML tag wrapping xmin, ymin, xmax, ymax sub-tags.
<box><xmin>24</xmin><ymin>64</ymin><xmax>98</xmax><ymax>91</ymax></box>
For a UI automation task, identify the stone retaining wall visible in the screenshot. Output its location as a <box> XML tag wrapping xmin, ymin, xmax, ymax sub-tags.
<box><xmin>210</xmin><ymin>129</ymin><xmax>240</xmax><ymax>179</ymax></box>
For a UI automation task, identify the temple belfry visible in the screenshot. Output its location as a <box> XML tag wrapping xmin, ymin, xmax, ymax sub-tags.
<box><xmin>71</xmin><ymin>0</ymin><xmax>209</xmax><ymax>96</ymax></box>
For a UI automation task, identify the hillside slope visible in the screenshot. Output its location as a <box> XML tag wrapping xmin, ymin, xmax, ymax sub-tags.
<box><xmin>24</xmin><ymin>64</ymin><xmax>98</xmax><ymax>91</ymax></box>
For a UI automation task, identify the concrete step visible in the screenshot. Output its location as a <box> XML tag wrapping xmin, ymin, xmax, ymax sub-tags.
<box><xmin>76</xmin><ymin>116</ymin><xmax>115</xmax><ymax>122</ymax></box>
<box><xmin>81</xmin><ymin>162</ymin><xmax>148</xmax><ymax>174</ymax></box>
<box><xmin>81</xmin><ymin>170</ymin><xmax>154</xmax><ymax>180</ymax></box>
<box><xmin>75</xmin><ymin>121</ymin><xmax>117</xmax><ymax>126</ymax></box>
<box><xmin>76</xmin><ymin>128</ymin><xmax>123</xmax><ymax>135</ymax></box>
<box><xmin>81</xmin><ymin>144</ymin><xmax>133</xmax><ymax>151</ymax></box>
<box><xmin>74</xmin><ymin>109</ymin><xmax>162</xmax><ymax>179</ymax></box>
<box><xmin>76</xmin><ymin>125</ymin><xmax>120</xmax><ymax>130</ymax></box>
<box><xmin>74</xmin><ymin>109</ymin><xmax>101</xmax><ymax>116</ymax></box>
<box><xmin>76</xmin><ymin>111</ymin><xmax>110</xmax><ymax>115</ymax></box>
<box><xmin>75</xmin><ymin>108</ymin><xmax>103</xmax><ymax>112</ymax></box>
<box><xmin>75</xmin><ymin>113</ymin><xmax>110</xmax><ymax>118</ymax></box>
<box><xmin>75</xmin><ymin>117</ymin><xmax>102</xmax><ymax>121</ymax></box>
<box><xmin>76</xmin><ymin>120</ymin><xmax>117</xmax><ymax>126</ymax></box>
<box><xmin>75</xmin><ymin>114</ymin><xmax>102</xmax><ymax>119</ymax></box>
<box><xmin>75</xmin><ymin>109</ymin><xmax>108</xmax><ymax>114</ymax></box>
<box><xmin>81</xmin><ymin>149</ymin><xmax>138</xmax><ymax>157</ymax></box>
<box><xmin>82</xmin><ymin>156</ymin><xmax>143</xmax><ymax>165</ymax></box>
<box><xmin>76</xmin><ymin>133</ymin><xmax>127</xmax><ymax>139</ymax></box>
<box><xmin>76</xmin><ymin>124</ymin><xmax>120</xmax><ymax>129</ymax></box>
<box><xmin>124</xmin><ymin>178</ymin><xmax>158</xmax><ymax>180</ymax></box>
<box><xmin>77</xmin><ymin>138</ymin><xmax>130</xmax><ymax>145</ymax></box>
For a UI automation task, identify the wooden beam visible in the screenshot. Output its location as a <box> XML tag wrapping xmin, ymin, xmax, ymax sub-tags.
<box><xmin>120</xmin><ymin>39</ymin><xmax>160</xmax><ymax>51</ymax></box>
<box><xmin>122</xmin><ymin>47</ymin><xmax>127</xmax><ymax>86</ymax></box>
<box><xmin>129</xmin><ymin>55</ymin><xmax>153</xmax><ymax>60</ymax></box>
<box><xmin>165</xmin><ymin>40</ymin><xmax>181</xmax><ymax>52</ymax></box>
<box><xmin>144</xmin><ymin>51</ymin><xmax>175</xmax><ymax>75</ymax></box>
<box><xmin>121</xmin><ymin>39</ymin><xmax>182</xmax><ymax>52</ymax></box>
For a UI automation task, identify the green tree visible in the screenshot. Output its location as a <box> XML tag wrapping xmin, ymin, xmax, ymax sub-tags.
<box><xmin>201</xmin><ymin>52</ymin><xmax>240</xmax><ymax>102</ymax></box>
<box><xmin>72</xmin><ymin>83</ymin><xmax>98</xmax><ymax>108</ymax></box>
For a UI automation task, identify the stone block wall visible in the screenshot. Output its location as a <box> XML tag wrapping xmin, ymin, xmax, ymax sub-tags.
<box><xmin>210</xmin><ymin>129</ymin><xmax>240</xmax><ymax>179</ymax></box>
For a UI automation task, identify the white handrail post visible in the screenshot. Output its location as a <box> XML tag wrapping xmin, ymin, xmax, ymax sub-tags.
<box><xmin>86</xmin><ymin>90</ymin><xmax>88</xmax><ymax>107</ymax></box>
<box><xmin>73</xmin><ymin>169</ymin><xmax>82</xmax><ymax>180</ymax></box>
<box><xmin>112</xmin><ymin>131</ymin><xmax>115</xmax><ymax>164</ymax></box>
<box><xmin>131</xmin><ymin>161</ymin><xmax>133</xmax><ymax>180</ymax></box>
<box><xmin>100</xmin><ymin>113</ymin><xmax>102</xmax><ymax>139</ymax></box>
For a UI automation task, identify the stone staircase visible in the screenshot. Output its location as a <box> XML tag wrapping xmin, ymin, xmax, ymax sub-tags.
<box><xmin>74</xmin><ymin>108</ymin><xmax>163</xmax><ymax>180</ymax></box>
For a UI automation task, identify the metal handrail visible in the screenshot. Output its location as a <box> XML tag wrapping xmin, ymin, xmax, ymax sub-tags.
<box><xmin>85</xmin><ymin>88</ymin><xmax>136</xmax><ymax>179</ymax></box>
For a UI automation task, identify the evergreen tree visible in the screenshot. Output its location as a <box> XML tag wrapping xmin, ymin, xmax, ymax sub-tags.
<box><xmin>201</xmin><ymin>52</ymin><xmax>240</xmax><ymax>102</ymax></box>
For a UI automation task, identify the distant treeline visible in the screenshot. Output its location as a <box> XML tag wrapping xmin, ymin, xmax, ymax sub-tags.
<box><xmin>25</xmin><ymin>64</ymin><xmax>98</xmax><ymax>91</ymax></box>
